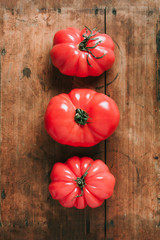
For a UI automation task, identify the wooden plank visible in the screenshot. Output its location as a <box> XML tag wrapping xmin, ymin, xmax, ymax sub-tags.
<box><xmin>105</xmin><ymin>7</ymin><xmax>160</xmax><ymax>240</ymax></box>
<box><xmin>0</xmin><ymin>0</ymin><xmax>160</xmax><ymax>11</ymax></box>
<box><xmin>0</xmin><ymin>5</ymin><xmax>106</xmax><ymax>240</ymax></box>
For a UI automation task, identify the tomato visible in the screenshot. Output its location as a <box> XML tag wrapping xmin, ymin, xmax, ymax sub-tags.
<box><xmin>44</xmin><ymin>89</ymin><xmax>120</xmax><ymax>147</ymax></box>
<box><xmin>49</xmin><ymin>156</ymin><xmax>115</xmax><ymax>209</ymax></box>
<box><xmin>50</xmin><ymin>26</ymin><xmax>115</xmax><ymax>77</ymax></box>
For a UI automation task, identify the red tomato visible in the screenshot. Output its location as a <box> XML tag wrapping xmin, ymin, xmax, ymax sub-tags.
<box><xmin>50</xmin><ymin>26</ymin><xmax>115</xmax><ymax>77</ymax></box>
<box><xmin>44</xmin><ymin>89</ymin><xmax>120</xmax><ymax>147</ymax></box>
<box><xmin>49</xmin><ymin>156</ymin><xmax>115</xmax><ymax>209</ymax></box>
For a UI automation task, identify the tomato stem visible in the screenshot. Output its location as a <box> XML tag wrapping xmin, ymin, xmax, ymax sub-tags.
<box><xmin>78</xmin><ymin>26</ymin><xmax>106</xmax><ymax>67</ymax></box>
<box><xmin>74</xmin><ymin>108</ymin><xmax>88</xmax><ymax>126</ymax></box>
<box><xmin>74</xmin><ymin>164</ymin><xmax>91</xmax><ymax>198</ymax></box>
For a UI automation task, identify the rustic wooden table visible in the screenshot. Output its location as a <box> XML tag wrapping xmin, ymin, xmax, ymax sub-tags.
<box><xmin>0</xmin><ymin>0</ymin><xmax>160</xmax><ymax>239</ymax></box>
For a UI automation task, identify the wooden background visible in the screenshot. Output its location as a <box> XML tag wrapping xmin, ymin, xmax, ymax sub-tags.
<box><xmin>0</xmin><ymin>0</ymin><xmax>160</xmax><ymax>239</ymax></box>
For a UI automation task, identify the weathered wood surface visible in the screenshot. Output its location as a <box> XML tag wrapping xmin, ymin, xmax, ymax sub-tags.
<box><xmin>105</xmin><ymin>8</ymin><xmax>160</xmax><ymax>239</ymax></box>
<box><xmin>0</xmin><ymin>1</ymin><xmax>160</xmax><ymax>240</ymax></box>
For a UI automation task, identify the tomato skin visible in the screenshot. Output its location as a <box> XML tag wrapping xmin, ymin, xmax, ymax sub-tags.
<box><xmin>49</xmin><ymin>157</ymin><xmax>115</xmax><ymax>209</ymax></box>
<box><xmin>44</xmin><ymin>89</ymin><xmax>120</xmax><ymax>147</ymax></box>
<box><xmin>50</xmin><ymin>27</ymin><xmax>115</xmax><ymax>77</ymax></box>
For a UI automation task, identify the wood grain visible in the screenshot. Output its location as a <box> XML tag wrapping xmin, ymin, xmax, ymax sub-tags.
<box><xmin>0</xmin><ymin>0</ymin><xmax>160</xmax><ymax>11</ymax></box>
<box><xmin>0</xmin><ymin>1</ymin><xmax>160</xmax><ymax>240</ymax></box>
<box><xmin>105</xmin><ymin>7</ymin><xmax>160</xmax><ymax>240</ymax></box>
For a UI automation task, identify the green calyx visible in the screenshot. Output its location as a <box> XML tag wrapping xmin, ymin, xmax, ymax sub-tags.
<box><xmin>78</xmin><ymin>26</ymin><xmax>106</xmax><ymax>67</ymax></box>
<box><xmin>74</xmin><ymin>164</ymin><xmax>91</xmax><ymax>198</ymax></box>
<box><xmin>74</xmin><ymin>108</ymin><xmax>88</xmax><ymax>126</ymax></box>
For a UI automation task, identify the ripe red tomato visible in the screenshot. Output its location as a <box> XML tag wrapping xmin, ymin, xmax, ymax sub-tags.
<box><xmin>50</xmin><ymin>26</ymin><xmax>115</xmax><ymax>77</ymax></box>
<box><xmin>49</xmin><ymin>156</ymin><xmax>115</xmax><ymax>209</ymax></box>
<box><xmin>44</xmin><ymin>89</ymin><xmax>120</xmax><ymax>147</ymax></box>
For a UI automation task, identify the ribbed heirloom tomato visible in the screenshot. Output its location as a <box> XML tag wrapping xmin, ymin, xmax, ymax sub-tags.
<box><xmin>50</xmin><ymin>26</ymin><xmax>115</xmax><ymax>77</ymax></box>
<box><xmin>49</xmin><ymin>156</ymin><xmax>115</xmax><ymax>209</ymax></box>
<box><xmin>44</xmin><ymin>89</ymin><xmax>120</xmax><ymax>147</ymax></box>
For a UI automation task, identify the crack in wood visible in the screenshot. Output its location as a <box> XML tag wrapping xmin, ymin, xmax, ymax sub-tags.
<box><xmin>156</xmin><ymin>24</ymin><xmax>160</xmax><ymax>102</ymax></box>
